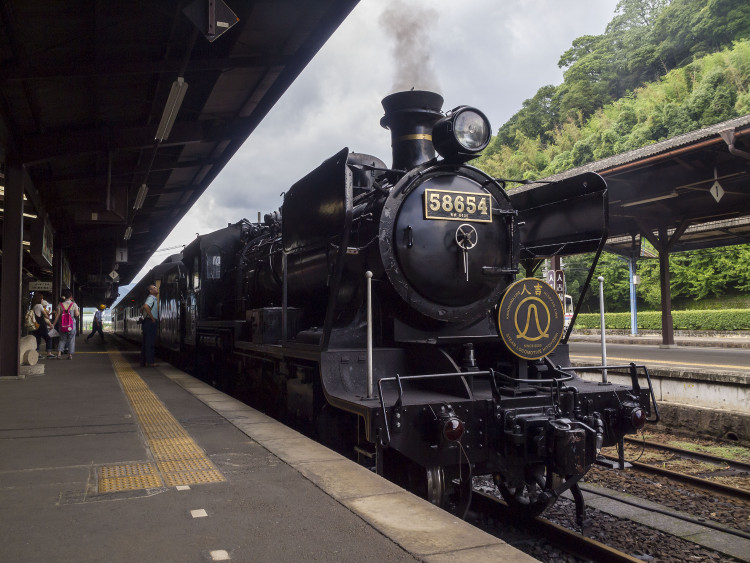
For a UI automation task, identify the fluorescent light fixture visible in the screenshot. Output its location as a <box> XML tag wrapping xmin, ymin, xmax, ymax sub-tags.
<box><xmin>133</xmin><ymin>184</ymin><xmax>148</xmax><ymax>210</ymax></box>
<box><xmin>23</xmin><ymin>212</ymin><xmax>38</xmax><ymax>219</ymax></box>
<box><xmin>621</xmin><ymin>192</ymin><xmax>678</xmax><ymax>208</ymax></box>
<box><xmin>0</xmin><ymin>187</ymin><xmax>28</xmax><ymax>200</ymax></box>
<box><xmin>155</xmin><ymin>76</ymin><xmax>188</xmax><ymax>142</ymax></box>
<box><xmin>123</xmin><ymin>226</ymin><xmax>132</xmax><ymax>241</ymax></box>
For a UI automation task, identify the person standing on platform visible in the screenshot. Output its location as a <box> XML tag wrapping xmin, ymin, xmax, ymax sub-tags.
<box><xmin>86</xmin><ymin>305</ymin><xmax>106</xmax><ymax>344</ymax></box>
<box><xmin>141</xmin><ymin>285</ymin><xmax>159</xmax><ymax>367</ymax></box>
<box><xmin>52</xmin><ymin>290</ymin><xmax>79</xmax><ymax>360</ymax></box>
<box><xmin>31</xmin><ymin>293</ymin><xmax>55</xmax><ymax>358</ymax></box>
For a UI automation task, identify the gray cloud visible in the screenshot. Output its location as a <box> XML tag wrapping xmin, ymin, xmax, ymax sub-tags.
<box><xmin>118</xmin><ymin>0</ymin><xmax>619</xmax><ymax>299</ymax></box>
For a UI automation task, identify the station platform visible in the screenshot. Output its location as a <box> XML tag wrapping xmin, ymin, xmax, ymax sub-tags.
<box><xmin>569</xmin><ymin>330</ymin><xmax>750</xmax><ymax>349</ymax></box>
<box><xmin>568</xmin><ymin>331</ymin><xmax>750</xmax><ymax>441</ymax></box>
<box><xmin>0</xmin><ymin>337</ymin><xmax>534</xmax><ymax>563</ymax></box>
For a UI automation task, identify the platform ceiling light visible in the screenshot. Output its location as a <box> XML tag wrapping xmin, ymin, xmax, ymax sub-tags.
<box><xmin>0</xmin><ymin>186</ymin><xmax>28</xmax><ymax>200</ymax></box>
<box><xmin>123</xmin><ymin>226</ymin><xmax>132</xmax><ymax>241</ymax></box>
<box><xmin>133</xmin><ymin>184</ymin><xmax>148</xmax><ymax>210</ymax></box>
<box><xmin>621</xmin><ymin>191</ymin><xmax>679</xmax><ymax>207</ymax></box>
<box><xmin>155</xmin><ymin>76</ymin><xmax>188</xmax><ymax>142</ymax></box>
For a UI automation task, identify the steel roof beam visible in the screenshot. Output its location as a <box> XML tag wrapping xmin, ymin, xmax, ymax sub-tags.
<box><xmin>21</xmin><ymin>119</ymin><xmax>252</xmax><ymax>165</ymax></box>
<box><xmin>0</xmin><ymin>55</ymin><xmax>278</xmax><ymax>82</ymax></box>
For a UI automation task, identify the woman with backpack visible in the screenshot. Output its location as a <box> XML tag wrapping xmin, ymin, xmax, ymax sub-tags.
<box><xmin>52</xmin><ymin>290</ymin><xmax>79</xmax><ymax>360</ymax></box>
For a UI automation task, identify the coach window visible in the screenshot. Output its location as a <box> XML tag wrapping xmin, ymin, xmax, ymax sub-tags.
<box><xmin>206</xmin><ymin>247</ymin><xmax>221</xmax><ymax>280</ymax></box>
<box><xmin>192</xmin><ymin>256</ymin><xmax>200</xmax><ymax>289</ymax></box>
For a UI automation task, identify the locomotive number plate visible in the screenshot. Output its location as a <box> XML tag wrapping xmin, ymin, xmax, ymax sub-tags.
<box><xmin>424</xmin><ymin>189</ymin><xmax>492</xmax><ymax>222</ymax></box>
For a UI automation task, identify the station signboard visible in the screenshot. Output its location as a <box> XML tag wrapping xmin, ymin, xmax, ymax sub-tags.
<box><xmin>115</xmin><ymin>247</ymin><xmax>128</xmax><ymax>263</ymax></box>
<box><xmin>30</xmin><ymin>214</ymin><xmax>54</xmax><ymax>267</ymax></box>
<box><xmin>29</xmin><ymin>281</ymin><xmax>52</xmax><ymax>292</ymax></box>
<box><xmin>62</xmin><ymin>257</ymin><xmax>71</xmax><ymax>290</ymax></box>
<box><xmin>546</xmin><ymin>269</ymin><xmax>566</xmax><ymax>303</ymax></box>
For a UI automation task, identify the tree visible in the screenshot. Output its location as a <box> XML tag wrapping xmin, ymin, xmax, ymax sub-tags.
<box><xmin>652</xmin><ymin>0</ymin><xmax>750</xmax><ymax>69</ymax></box>
<box><xmin>494</xmin><ymin>85</ymin><xmax>561</xmax><ymax>150</ymax></box>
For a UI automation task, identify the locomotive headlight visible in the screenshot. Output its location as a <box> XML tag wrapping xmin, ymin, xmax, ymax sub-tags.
<box><xmin>433</xmin><ymin>106</ymin><xmax>491</xmax><ymax>162</ymax></box>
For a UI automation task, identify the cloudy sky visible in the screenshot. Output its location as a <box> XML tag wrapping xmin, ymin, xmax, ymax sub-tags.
<box><xmin>115</xmin><ymin>0</ymin><xmax>620</xmax><ymax>303</ymax></box>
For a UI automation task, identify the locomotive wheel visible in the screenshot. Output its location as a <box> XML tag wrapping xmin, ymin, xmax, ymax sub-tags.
<box><xmin>383</xmin><ymin>452</ymin><xmax>472</xmax><ymax>518</ymax></box>
<box><xmin>426</xmin><ymin>466</ymin><xmax>472</xmax><ymax>518</ymax></box>
<box><xmin>426</xmin><ymin>466</ymin><xmax>446</xmax><ymax>506</ymax></box>
<box><xmin>493</xmin><ymin>467</ymin><xmax>560</xmax><ymax>519</ymax></box>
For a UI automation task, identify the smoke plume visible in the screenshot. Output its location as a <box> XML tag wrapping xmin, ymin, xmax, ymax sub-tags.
<box><xmin>379</xmin><ymin>0</ymin><xmax>441</xmax><ymax>94</ymax></box>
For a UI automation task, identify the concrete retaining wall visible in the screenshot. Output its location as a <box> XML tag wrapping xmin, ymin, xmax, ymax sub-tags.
<box><xmin>575</xmin><ymin>366</ymin><xmax>749</xmax><ymax>442</ymax></box>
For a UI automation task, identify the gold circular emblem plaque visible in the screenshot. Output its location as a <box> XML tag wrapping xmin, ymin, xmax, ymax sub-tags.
<box><xmin>498</xmin><ymin>278</ymin><xmax>564</xmax><ymax>360</ymax></box>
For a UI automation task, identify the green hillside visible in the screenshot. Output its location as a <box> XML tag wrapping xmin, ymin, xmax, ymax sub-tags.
<box><xmin>474</xmin><ymin>0</ymin><xmax>750</xmax><ymax>315</ymax></box>
<box><xmin>475</xmin><ymin>39</ymin><xmax>750</xmax><ymax>180</ymax></box>
<box><xmin>475</xmin><ymin>0</ymin><xmax>750</xmax><ymax>181</ymax></box>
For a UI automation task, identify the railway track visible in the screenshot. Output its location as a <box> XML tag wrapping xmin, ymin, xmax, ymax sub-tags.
<box><xmin>577</xmin><ymin>482</ymin><xmax>750</xmax><ymax>541</ymax></box>
<box><xmin>624</xmin><ymin>435</ymin><xmax>750</xmax><ymax>472</ymax></box>
<box><xmin>601</xmin><ymin>454</ymin><xmax>750</xmax><ymax>501</ymax></box>
<box><xmin>469</xmin><ymin>489</ymin><xmax>643</xmax><ymax>563</ymax></box>
<box><xmin>601</xmin><ymin>437</ymin><xmax>750</xmax><ymax>502</ymax></box>
<box><xmin>473</xmin><ymin>465</ymin><xmax>750</xmax><ymax>562</ymax></box>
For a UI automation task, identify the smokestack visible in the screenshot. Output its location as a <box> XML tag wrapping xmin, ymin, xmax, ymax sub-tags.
<box><xmin>380</xmin><ymin>90</ymin><xmax>444</xmax><ymax>170</ymax></box>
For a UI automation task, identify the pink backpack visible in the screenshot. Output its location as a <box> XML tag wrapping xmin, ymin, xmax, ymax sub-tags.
<box><xmin>60</xmin><ymin>302</ymin><xmax>74</xmax><ymax>333</ymax></box>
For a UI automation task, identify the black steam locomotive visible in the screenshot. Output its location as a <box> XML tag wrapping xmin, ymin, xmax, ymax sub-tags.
<box><xmin>114</xmin><ymin>90</ymin><xmax>658</xmax><ymax>524</ymax></box>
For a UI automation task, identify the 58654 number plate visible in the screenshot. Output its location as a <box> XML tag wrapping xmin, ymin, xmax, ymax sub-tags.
<box><xmin>424</xmin><ymin>189</ymin><xmax>492</xmax><ymax>222</ymax></box>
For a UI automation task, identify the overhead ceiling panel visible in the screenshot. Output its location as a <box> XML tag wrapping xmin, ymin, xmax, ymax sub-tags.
<box><xmin>0</xmin><ymin>0</ymin><xmax>359</xmax><ymax>306</ymax></box>
<box><xmin>519</xmin><ymin>114</ymin><xmax>750</xmax><ymax>258</ymax></box>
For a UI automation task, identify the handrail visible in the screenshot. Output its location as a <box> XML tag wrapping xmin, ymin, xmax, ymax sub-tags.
<box><xmin>377</xmin><ymin>370</ymin><xmax>493</xmax><ymax>447</ymax></box>
<box><xmin>375</xmin><ymin>368</ymin><xmax>574</xmax><ymax>446</ymax></box>
<box><xmin>558</xmin><ymin>363</ymin><xmax>660</xmax><ymax>423</ymax></box>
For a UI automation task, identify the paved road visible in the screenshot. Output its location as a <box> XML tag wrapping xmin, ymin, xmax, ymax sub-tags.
<box><xmin>568</xmin><ymin>341</ymin><xmax>750</xmax><ymax>374</ymax></box>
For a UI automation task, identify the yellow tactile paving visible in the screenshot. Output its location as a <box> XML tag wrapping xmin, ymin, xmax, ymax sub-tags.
<box><xmin>99</xmin><ymin>463</ymin><xmax>159</xmax><ymax>478</ymax></box>
<box><xmin>98</xmin><ymin>351</ymin><xmax>225</xmax><ymax>493</ymax></box>
<box><xmin>97</xmin><ymin>463</ymin><xmax>164</xmax><ymax>492</ymax></box>
<box><xmin>99</xmin><ymin>474</ymin><xmax>164</xmax><ymax>492</ymax></box>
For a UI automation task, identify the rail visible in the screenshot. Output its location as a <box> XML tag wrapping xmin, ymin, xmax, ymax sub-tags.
<box><xmin>624</xmin><ymin>437</ymin><xmax>750</xmax><ymax>472</ymax></box>
<box><xmin>471</xmin><ymin>489</ymin><xmax>644</xmax><ymax>563</ymax></box>
<box><xmin>578</xmin><ymin>483</ymin><xmax>750</xmax><ymax>540</ymax></box>
<box><xmin>601</xmin><ymin>455</ymin><xmax>750</xmax><ymax>503</ymax></box>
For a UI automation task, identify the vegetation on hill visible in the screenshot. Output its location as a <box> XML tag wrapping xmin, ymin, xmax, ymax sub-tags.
<box><xmin>476</xmin><ymin>0</ymin><xmax>750</xmax><ymax>181</ymax></box>
<box><xmin>475</xmin><ymin>38</ymin><xmax>750</xmax><ymax>180</ymax></box>
<box><xmin>473</xmin><ymin>0</ymin><xmax>750</xmax><ymax>316</ymax></box>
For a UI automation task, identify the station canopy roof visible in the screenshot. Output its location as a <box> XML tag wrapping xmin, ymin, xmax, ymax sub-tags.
<box><xmin>0</xmin><ymin>0</ymin><xmax>358</xmax><ymax>306</ymax></box>
<box><xmin>518</xmin><ymin>114</ymin><xmax>750</xmax><ymax>258</ymax></box>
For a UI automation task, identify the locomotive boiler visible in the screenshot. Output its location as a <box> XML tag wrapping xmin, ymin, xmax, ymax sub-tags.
<box><xmin>114</xmin><ymin>90</ymin><xmax>658</xmax><ymax>524</ymax></box>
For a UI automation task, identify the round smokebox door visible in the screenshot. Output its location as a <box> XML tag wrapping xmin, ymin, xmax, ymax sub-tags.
<box><xmin>393</xmin><ymin>173</ymin><xmax>508</xmax><ymax>309</ymax></box>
